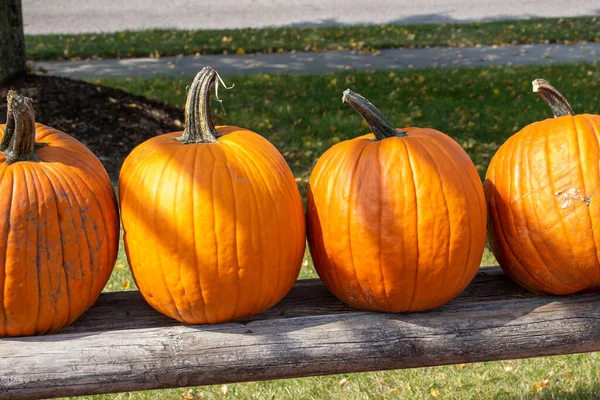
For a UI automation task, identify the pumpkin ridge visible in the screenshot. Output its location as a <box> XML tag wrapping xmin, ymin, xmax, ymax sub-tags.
<box><xmin>423</xmin><ymin>137</ymin><xmax>476</xmax><ymax>292</ymax></box>
<box><xmin>511</xmin><ymin>125</ymin><xmax>579</xmax><ymax>292</ymax></box>
<box><xmin>152</xmin><ymin>145</ymin><xmax>188</xmax><ymax>322</ymax></box>
<box><xmin>30</xmin><ymin>165</ymin><xmax>60</xmax><ymax>334</ymax></box>
<box><xmin>241</xmin><ymin>152</ymin><xmax>273</xmax><ymax>316</ymax></box>
<box><xmin>346</xmin><ymin>141</ymin><xmax>372</xmax><ymax>307</ymax></box>
<box><xmin>223</xmin><ymin>148</ymin><xmax>242</xmax><ymax>321</ymax></box>
<box><xmin>310</xmin><ymin>146</ymin><xmax>350</xmax><ymax>298</ymax></box>
<box><xmin>488</xmin><ymin>140</ymin><xmax>544</xmax><ymax>290</ymax></box>
<box><xmin>582</xmin><ymin>114</ymin><xmax>600</xmax><ymax>282</ymax></box>
<box><xmin>1</xmin><ymin>169</ymin><xmax>18</xmax><ymax>335</ymax></box>
<box><xmin>499</xmin><ymin>127</ymin><xmax>547</xmax><ymax>289</ymax></box>
<box><xmin>403</xmin><ymin>140</ymin><xmax>421</xmax><ymax>311</ymax></box>
<box><xmin>172</xmin><ymin>145</ymin><xmax>195</xmax><ymax>321</ymax></box>
<box><xmin>213</xmin><ymin>148</ymin><xmax>259</xmax><ymax>320</ymax></box>
<box><xmin>31</xmin><ymin>165</ymin><xmax>66</xmax><ymax>332</ymax></box>
<box><xmin>244</xmin><ymin>144</ymin><xmax>285</xmax><ymax>310</ymax></box>
<box><xmin>189</xmin><ymin>144</ymin><xmax>211</xmax><ymax>323</ymax></box>
<box><xmin>55</xmin><ymin>160</ymin><xmax>116</xmax><ymax>301</ymax></box>
<box><xmin>353</xmin><ymin>142</ymin><xmax>388</xmax><ymax>309</ymax></box>
<box><xmin>520</xmin><ymin>124</ymin><xmax>571</xmax><ymax>291</ymax></box>
<box><xmin>208</xmin><ymin>144</ymin><xmax>224</xmax><ymax>323</ymax></box>
<box><xmin>570</xmin><ymin>116</ymin><xmax>599</xmax><ymax>285</ymax></box>
<box><xmin>0</xmin><ymin>168</ymin><xmax>12</xmax><ymax>336</ymax></box>
<box><xmin>222</xmin><ymin>140</ymin><xmax>279</xmax><ymax>314</ymax></box>
<box><xmin>17</xmin><ymin>166</ymin><xmax>33</xmax><ymax>335</ymax></box>
<box><xmin>537</xmin><ymin>126</ymin><xmax>587</xmax><ymax>291</ymax></box>
<box><xmin>121</xmin><ymin>146</ymin><xmax>159</xmax><ymax>310</ymax></box>
<box><xmin>209</xmin><ymin>142</ymin><xmax>252</xmax><ymax>319</ymax></box>
<box><xmin>24</xmin><ymin>164</ymin><xmax>46</xmax><ymax>334</ymax></box>
<box><xmin>375</xmin><ymin>142</ymin><xmax>392</xmax><ymax>311</ymax></box>
<box><xmin>43</xmin><ymin>163</ymin><xmax>89</xmax><ymax>326</ymax></box>
<box><xmin>412</xmin><ymin>138</ymin><xmax>455</xmax><ymax>309</ymax></box>
<box><xmin>236</xmin><ymin>137</ymin><xmax>298</xmax><ymax>308</ymax></box>
<box><xmin>56</xmin><ymin>166</ymin><xmax>104</xmax><ymax>307</ymax></box>
<box><xmin>166</xmin><ymin>144</ymin><xmax>198</xmax><ymax>321</ymax></box>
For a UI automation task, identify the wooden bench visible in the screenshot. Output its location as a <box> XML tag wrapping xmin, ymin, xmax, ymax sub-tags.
<box><xmin>1</xmin><ymin>266</ymin><xmax>599</xmax><ymax>399</ymax></box>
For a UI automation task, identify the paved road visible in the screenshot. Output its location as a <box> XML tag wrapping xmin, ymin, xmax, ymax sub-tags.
<box><xmin>23</xmin><ymin>0</ymin><xmax>600</xmax><ymax>35</ymax></box>
<box><xmin>33</xmin><ymin>43</ymin><xmax>600</xmax><ymax>79</ymax></box>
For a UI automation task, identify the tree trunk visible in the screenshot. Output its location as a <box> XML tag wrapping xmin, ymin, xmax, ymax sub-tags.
<box><xmin>0</xmin><ymin>0</ymin><xmax>26</xmax><ymax>84</ymax></box>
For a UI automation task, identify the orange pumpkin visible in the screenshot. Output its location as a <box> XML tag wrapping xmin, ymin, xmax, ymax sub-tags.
<box><xmin>485</xmin><ymin>79</ymin><xmax>600</xmax><ymax>294</ymax></box>
<box><xmin>119</xmin><ymin>67</ymin><xmax>305</xmax><ymax>324</ymax></box>
<box><xmin>0</xmin><ymin>91</ymin><xmax>119</xmax><ymax>336</ymax></box>
<box><xmin>307</xmin><ymin>90</ymin><xmax>487</xmax><ymax>312</ymax></box>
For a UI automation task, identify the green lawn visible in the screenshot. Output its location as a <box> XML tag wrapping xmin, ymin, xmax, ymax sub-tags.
<box><xmin>82</xmin><ymin>62</ymin><xmax>600</xmax><ymax>399</ymax></box>
<box><xmin>28</xmin><ymin>16</ymin><xmax>600</xmax><ymax>61</ymax></box>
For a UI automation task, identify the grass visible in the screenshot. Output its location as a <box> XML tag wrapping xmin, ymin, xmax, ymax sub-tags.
<box><xmin>67</xmin><ymin>353</ymin><xmax>600</xmax><ymax>399</ymax></box>
<box><xmin>27</xmin><ymin>16</ymin><xmax>600</xmax><ymax>61</ymax></box>
<box><xmin>82</xmin><ymin>62</ymin><xmax>600</xmax><ymax>399</ymax></box>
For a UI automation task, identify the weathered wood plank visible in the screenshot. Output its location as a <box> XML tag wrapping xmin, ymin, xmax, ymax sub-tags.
<box><xmin>60</xmin><ymin>266</ymin><xmax>535</xmax><ymax>334</ymax></box>
<box><xmin>1</xmin><ymin>267</ymin><xmax>599</xmax><ymax>400</ymax></box>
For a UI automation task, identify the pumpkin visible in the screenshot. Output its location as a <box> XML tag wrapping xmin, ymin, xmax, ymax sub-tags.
<box><xmin>485</xmin><ymin>79</ymin><xmax>600</xmax><ymax>294</ymax></box>
<box><xmin>306</xmin><ymin>90</ymin><xmax>487</xmax><ymax>312</ymax></box>
<box><xmin>0</xmin><ymin>91</ymin><xmax>119</xmax><ymax>336</ymax></box>
<box><xmin>119</xmin><ymin>67</ymin><xmax>305</xmax><ymax>324</ymax></box>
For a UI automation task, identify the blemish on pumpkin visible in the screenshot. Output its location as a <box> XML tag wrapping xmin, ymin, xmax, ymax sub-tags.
<box><xmin>557</xmin><ymin>187</ymin><xmax>591</xmax><ymax>209</ymax></box>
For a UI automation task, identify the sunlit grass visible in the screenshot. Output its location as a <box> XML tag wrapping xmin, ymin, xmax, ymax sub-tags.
<box><xmin>27</xmin><ymin>16</ymin><xmax>600</xmax><ymax>61</ymax></box>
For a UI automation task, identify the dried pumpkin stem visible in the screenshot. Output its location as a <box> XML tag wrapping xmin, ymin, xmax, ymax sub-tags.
<box><xmin>178</xmin><ymin>66</ymin><xmax>221</xmax><ymax>143</ymax></box>
<box><xmin>342</xmin><ymin>89</ymin><xmax>405</xmax><ymax>140</ymax></box>
<box><xmin>532</xmin><ymin>79</ymin><xmax>575</xmax><ymax>118</ymax></box>
<box><xmin>1</xmin><ymin>91</ymin><xmax>46</xmax><ymax>164</ymax></box>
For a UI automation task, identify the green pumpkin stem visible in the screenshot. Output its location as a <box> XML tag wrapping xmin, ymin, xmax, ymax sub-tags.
<box><xmin>532</xmin><ymin>79</ymin><xmax>575</xmax><ymax>118</ymax></box>
<box><xmin>178</xmin><ymin>66</ymin><xmax>221</xmax><ymax>143</ymax></box>
<box><xmin>1</xmin><ymin>91</ymin><xmax>46</xmax><ymax>164</ymax></box>
<box><xmin>342</xmin><ymin>89</ymin><xmax>405</xmax><ymax>140</ymax></box>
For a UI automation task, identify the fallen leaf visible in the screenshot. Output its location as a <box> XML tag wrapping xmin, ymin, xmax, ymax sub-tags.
<box><xmin>181</xmin><ymin>389</ymin><xmax>194</xmax><ymax>400</ymax></box>
<box><xmin>339</xmin><ymin>377</ymin><xmax>350</xmax><ymax>387</ymax></box>
<box><xmin>533</xmin><ymin>380</ymin><xmax>550</xmax><ymax>392</ymax></box>
<box><xmin>221</xmin><ymin>384</ymin><xmax>229</xmax><ymax>395</ymax></box>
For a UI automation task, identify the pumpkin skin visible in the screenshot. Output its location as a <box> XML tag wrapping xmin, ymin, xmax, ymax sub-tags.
<box><xmin>119</xmin><ymin>67</ymin><xmax>305</xmax><ymax>324</ymax></box>
<box><xmin>307</xmin><ymin>90</ymin><xmax>487</xmax><ymax>312</ymax></box>
<box><xmin>0</xmin><ymin>92</ymin><xmax>119</xmax><ymax>337</ymax></box>
<box><xmin>485</xmin><ymin>79</ymin><xmax>600</xmax><ymax>295</ymax></box>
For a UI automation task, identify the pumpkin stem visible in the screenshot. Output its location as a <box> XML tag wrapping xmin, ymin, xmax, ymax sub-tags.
<box><xmin>342</xmin><ymin>89</ymin><xmax>405</xmax><ymax>140</ymax></box>
<box><xmin>532</xmin><ymin>79</ymin><xmax>575</xmax><ymax>118</ymax></box>
<box><xmin>178</xmin><ymin>66</ymin><xmax>232</xmax><ymax>144</ymax></box>
<box><xmin>1</xmin><ymin>91</ymin><xmax>46</xmax><ymax>165</ymax></box>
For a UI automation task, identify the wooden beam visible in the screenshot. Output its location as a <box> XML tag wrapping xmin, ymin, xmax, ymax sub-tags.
<box><xmin>0</xmin><ymin>0</ymin><xmax>26</xmax><ymax>84</ymax></box>
<box><xmin>1</xmin><ymin>267</ymin><xmax>599</xmax><ymax>399</ymax></box>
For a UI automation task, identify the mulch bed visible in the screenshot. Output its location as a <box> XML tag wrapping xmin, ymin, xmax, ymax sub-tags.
<box><xmin>0</xmin><ymin>74</ymin><xmax>184</xmax><ymax>180</ymax></box>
